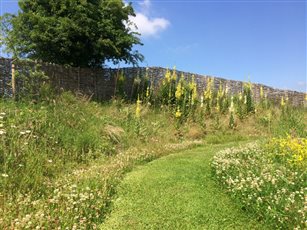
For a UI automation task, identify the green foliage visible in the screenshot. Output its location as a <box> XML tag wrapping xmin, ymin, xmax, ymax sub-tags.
<box><xmin>257</xmin><ymin>113</ymin><xmax>273</xmax><ymax>132</ymax></box>
<box><xmin>0</xmin><ymin>0</ymin><xmax>143</xmax><ymax>67</ymax></box>
<box><xmin>243</xmin><ymin>82</ymin><xmax>254</xmax><ymax>114</ymax></box>
<box><xmin>15</xmin><ymin>63</ymin><xmax>53</xmax><ymax>102</ymax></box>
<box><xmin>156</xmin><ymin>68</ymin><xmax>177</xmax><ymax>105</ymax></box>
<box><xmin>115</xmin><ymin>70</ymin><xmax>126</xmax><ymax>98</ymax></box>
<box><xmin>274</xmin><ymin>107</ymin><xmax>307</xmax><ymax>137</ymax></box>
<box><xmin>229</xmin><ymin>112</ymin><xmax>235</xmax><ymax>129</ymax></box>
<box><xmin>235</xmin><ymin>96</ymin><xmax>245</xmax><ymax>120</ymax></box>
<box><xmin>154</xmin><ymin>69</ymin><xmax>199</xmax><ymax>122</ymax></box>
<box><xmin>131</xmin><ymin>75</ymin><xmax>150</xmax><ymax>102</ymax></box>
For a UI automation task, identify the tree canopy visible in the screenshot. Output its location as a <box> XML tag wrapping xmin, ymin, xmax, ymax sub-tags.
<box><xmin>0</xmin><ymin>0</ymin><xmax>143</xmax><ymax>67</ymax></box>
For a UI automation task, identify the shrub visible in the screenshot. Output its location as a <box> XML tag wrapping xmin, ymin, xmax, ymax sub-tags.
<box><xmin>266</xmin><ymin>136</ymin><xmax>307</xmax><ymax>169</ymax></box>
<box><xmin>15</xmin><ymin>63</ymin><xmax>53</xmax><ymax>102</ymax></box>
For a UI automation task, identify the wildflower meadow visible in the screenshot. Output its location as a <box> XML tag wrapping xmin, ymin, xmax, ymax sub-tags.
<box><xmin>0</xmin><ymin>66</ymin><xmax>306</xmax><ymax>229</ymax></box>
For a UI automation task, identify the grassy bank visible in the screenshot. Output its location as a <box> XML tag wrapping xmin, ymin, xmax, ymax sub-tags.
<box><xmin>0</xmin><ymin>87</ymin><xmax>306</xmax><ymax>228</ymax></box>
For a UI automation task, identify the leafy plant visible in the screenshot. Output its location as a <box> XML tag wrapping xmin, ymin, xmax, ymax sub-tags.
<box><xmin>1</xmin><ymin>0</ymin><xmax>143</xmax><ymax>67</ymax></box>
<box><xmin>15</xmin><ymin>62</ymin><xmax>52</xmax><ymax>102</ymax></box>
<box><xmin>274</xmin><ymin>108</ymin><xmax>306</xmax><ymax>137</ymax></box>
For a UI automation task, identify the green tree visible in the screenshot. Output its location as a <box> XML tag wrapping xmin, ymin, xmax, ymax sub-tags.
<box><xmin>0</xmin><ymin>0</ymin><xmax>143</xmax><ymax>67</ymax></box>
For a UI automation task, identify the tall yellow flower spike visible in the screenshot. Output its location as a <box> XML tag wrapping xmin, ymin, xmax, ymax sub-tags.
<box><xmin>217</xmin><ymin>81</ymin><xmax>223</xmax><ymax>99</ymax></box>
<box><xmin>260</xmin><ymin>86</ymin><xmax>264</xmax><ymax>99</ymax></box>
<box><xmin>175</xmin><ymin>107</ymin><xmax>182</xmax><ymax>118</ymax></box>
<box><xmin>280</xmin><ymin>96</ymin><xmax>285</xmax><ymax>107</ymax></box>
<box><xmin>204</xmin><ymin>77</ymin><xmax>213</xmax><ymax>100</ymax></box>
<box><xmin>229</xmin><ymin>96</ymin><xmax>235</xmax><ymax>113</ymax></box>
<box><xmin>191</xmin><ymin>89</ymin><xmax>197</xmax><ymax>106</ymax></box>
<box><xmin>200</xmin><ymin>96</ymin><xmax>204</xmax><ymax>108</ymax></box>
<box><xmin>248</xmin><ymin>81</ymin><xmax>252</xmax><ymax>90</ymax></box>
<box><xmin>135</xmin><ymin>95</ymin><xmax>141</xmax><ymax>118</ymax></box>
<box><xmin>175</xmin><ymin>82</ymin><xmax>182</xmax><ymax>100</ymax></box>
<box><xmin>239</xmin><ymin>92</ymin><xmax>243</xmax><ymax>101</ymax></box>
<box><xmin>165</xmin><ymin>68</ymin><xmax>171</xmax><ymax>83</ymax></box>
<box><xmin>216</xmin><ymin>103</ymin><xmax>220</xmax><ymax>112</ymax></box>
<box><xmin>146</xmin><ymin>86</ymin><xmax>150</xmax><ymax>98</ymax></box>
<box><xmin>171</xmin><ymin>66</ymin><xmax>177</xmax><ymax>81</ymax></box>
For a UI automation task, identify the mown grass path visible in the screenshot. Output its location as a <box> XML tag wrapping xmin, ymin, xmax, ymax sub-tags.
<box><xmin>101</xmin><ymin>142</ymin><xmax>268</xmax><ymax>230</ymax></box>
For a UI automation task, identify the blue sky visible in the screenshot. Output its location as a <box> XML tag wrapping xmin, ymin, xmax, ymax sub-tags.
<box><xmin>1</xmin><ymin>0</ymin><xmax>306</xmax><ymax>92</ymax></box>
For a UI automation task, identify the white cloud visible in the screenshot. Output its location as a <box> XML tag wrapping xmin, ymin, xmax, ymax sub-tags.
<box><xmin>139</xmin><ymin>0</ymin><xmax>151</xmax><ymax>13</ymax></box>
<box><xmin>128</xmin><ymin>0</ymin><xmax>170</xmax><ymax>38</ymax></box>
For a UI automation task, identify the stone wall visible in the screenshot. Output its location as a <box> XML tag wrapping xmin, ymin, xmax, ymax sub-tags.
<box><xmin>0</xmin><ymin>57</ymin><xmax>306</xmax><ymax>106</ymax></box>
<box><xmin>0</xmin><ymin>58</ymin><xmax>12</xmax><ymax>97</ymax></box>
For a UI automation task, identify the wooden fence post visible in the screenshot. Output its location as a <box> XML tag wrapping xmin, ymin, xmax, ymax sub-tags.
<box><xmin>11</xmin><ymin>61</ymin><xmax>16</xmax><ymax>98</ymax></box>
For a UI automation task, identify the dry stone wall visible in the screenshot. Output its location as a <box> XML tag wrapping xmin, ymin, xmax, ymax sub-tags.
<box><xmin>0</xmin><ymin>57</ymin><xmax>306</xmax><ymax>106</ymax></box>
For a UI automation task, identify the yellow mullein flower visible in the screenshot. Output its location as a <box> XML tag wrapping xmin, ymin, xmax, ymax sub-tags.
<box><xmin>175</xmin><ymin>82</ymin><xmax>182</xmax><ymax>100</ymax></box>
<box><xmin>204</xmin><ymin>90</ymin><xmax>212</xmax><ymax>100</ymax></box>
<box><xmin>217</xmin><ymin>82</ymin><xmax>223</xmax><ymax>99</ymax></box>
<box><xmin>225</xmin><ymin>84</ymin><xmax>229</xmax><ymax>94</ymax></box>
<box><xmin>180</xmin><ymin>73</ymin><xmax>185</xmax><ymax>82</ymax></box>
<box><xmin>260</xmin><ymin>86</ymin><xmax>264</xmax><ymax>99</ymax></box>
<box><xmin>192</xmin><ymin>87</ymin><xmax>197</xmax><ymax>102</ymax></box>
<box><xmin>171</xmin><ymin>66</ymin><xmax>177</xmax><ymax>81</ymax></box>
<box><xmin>280</xmin><ymin>96</ymin><xmax>285</xmax><ymax>107</ymax></box>
<box><xmin>243</xmin><ymin>81</ymin><xmax>252</xmax><ymax>91</ymax></box>
<box><xmin>189</xmin><ymin>76</ymin><xmax>196</xmax><ymax>91</ymax></box>
<box><xmin>239</xmin><ymin>92</ymin><xmax>242</xmax><ymax>101</ymax></box>
<box><xmin>200</xmin><ymin>95</ymin><xmax>204</xmax><ymax>108</ymax></box>
<box><xmin>248</xmin><ymin>81</ymin><xmax>252</xmax><ymax>90</ymax></box>
<box><xmin>135</xmin><ymin>95</ymin><xmax>141</xmax><ymax>118</ymax></box>
<box><xmin>188</xmin><ymin>81</ymin><xmax>194</xmax><ymax>90</ymax></box>
<box><xmin>204</xmin><ymin>77</ymin><xmax>213</xmax><ymax>100</ymax></box>
<box><xmin>216</xmin><ymin>103</ymin><xmax>220</xmax><ymax>112</ymax></box>
<box><xmin>175</xmin><ymin>107</ymin><xmax>182</xmax><ymax>118</ymax></box>
<box><xmin>146</xmin><ymin>86</ymin><xmax>150</xmax><ymax>98</ymax></box>
<box><xmin>165</xmin><ymin>68</ymin><xmax>171</xmax><ymax>83</ymax></box>
<box><xmin>229</xmin><ymin>96</ymin><xmax>235</xmax><ymax>113</ymax></box>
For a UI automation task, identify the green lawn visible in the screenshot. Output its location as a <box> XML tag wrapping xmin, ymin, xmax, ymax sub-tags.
<box><xmin>101</xmin><ymin>142</ymin><xmax>269</xmax><ymax>230</ymax></box>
